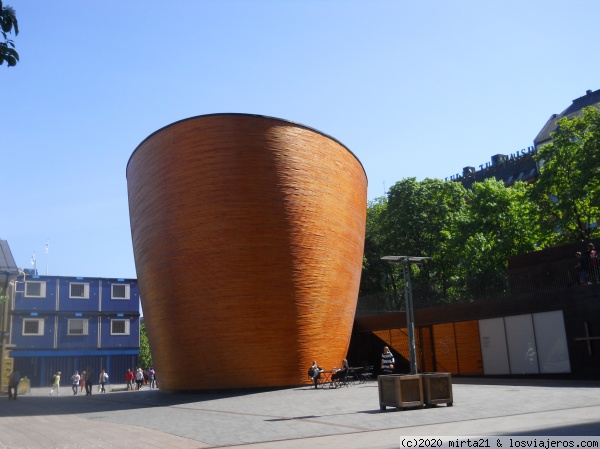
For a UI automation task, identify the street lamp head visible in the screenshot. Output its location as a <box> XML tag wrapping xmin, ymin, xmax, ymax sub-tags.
<box><xmin>381</xmin><ymin>255</ymin><xmax>430</xmax><ymax>265</ymax></box>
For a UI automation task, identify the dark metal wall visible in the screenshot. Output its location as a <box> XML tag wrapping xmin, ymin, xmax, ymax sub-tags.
<box><xmin>13</xmin><ymin>353</ymin><xmax>139</xmax><ymax>388</ymax></box>
<box><xmin>351</xmin><ymin>283</ymin><xmax>600</xmax><ymax>379</ymax></box>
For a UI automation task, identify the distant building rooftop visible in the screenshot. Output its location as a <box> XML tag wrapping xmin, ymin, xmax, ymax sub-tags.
<box><xmin>447</xmin><ymin>147</ymin><xmax>538</xmax><ymax>189</ymax></box>
<box><xmin>534</xmin><ymin>88</ymin><xmax>600</xmax><ymax>147</ymax></box>
<box><xmin>447</xmin><ymin>88</ymin><xmax>600</xmax><ymax>190</ymax></box>
<box><xmin>0</xmin><ymin>239</ymin><xmax>19</xmax><ymax>279</ymax></box>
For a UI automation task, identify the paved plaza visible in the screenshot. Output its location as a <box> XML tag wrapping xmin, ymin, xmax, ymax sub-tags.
<box><xmin>1</xmin><ymin>378</ymin><xmax>600</xmax><ymax>449</ymax></box>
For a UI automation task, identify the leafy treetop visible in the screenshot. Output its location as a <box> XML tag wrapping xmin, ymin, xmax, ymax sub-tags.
<box><xmin>0</xmin><ymin>0</ymin><xmax>19</xmax><ymax>67</ymax></box>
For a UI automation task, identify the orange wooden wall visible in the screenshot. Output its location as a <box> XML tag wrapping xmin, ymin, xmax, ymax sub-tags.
<box><xmin>374</xmin><ymin>320</ymin><xmax>483</xmax><ymax>375</ymax></box>
<box><xmin>127</xmin><ymin>114</ymin><xmax>367</xmax><ymax>391</ymax></box>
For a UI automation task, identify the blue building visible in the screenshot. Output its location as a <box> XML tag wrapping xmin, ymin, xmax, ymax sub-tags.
<box><xmin>9</xmin><ymin>274</ymin><xmax>140</xmax><ymax>388</ymax></box>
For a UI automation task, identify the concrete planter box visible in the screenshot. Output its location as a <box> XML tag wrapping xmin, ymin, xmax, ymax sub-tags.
<box><xmin>421</xmin><ymin>372</ymin><xmax>453</xmax><ymax>407</ymax></box>
<box><xmin>378</xmin><ymin>374</ymin><xmax>423</xmax><ymax>411</ymax></box>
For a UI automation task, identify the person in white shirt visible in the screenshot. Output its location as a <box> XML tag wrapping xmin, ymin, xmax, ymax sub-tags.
<box><xmin>71</xmin><ymin>371</ymin><xmax>81</xmax><ymax>395</ymax></box>
<box><xmin>98</xmin><ymin>369</ymin><xmax>109</xmax><ymax>393</ymax></box>
<box><xmin>381</xmin><ymin>346</ymin><xmax>395</xmax><ymax>374</ymax></box>
<box><xmin>135</xmin><ymin>368</ymin><xmax>145</xmax><ymax>390</ymax></box>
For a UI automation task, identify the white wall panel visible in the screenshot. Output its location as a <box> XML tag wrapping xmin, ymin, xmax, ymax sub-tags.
<box><xmin>505</xmin><ymin>314</ymin><xmax>539</xmax><ymax>374</ymax></box>
<box><xmin>533</xmin><ymin>310</ymin><xmax>571</xmax><ymax>373</ymax></box>
<box><xmin>479</xmin><ymin>317</ymin><xmax>510</xmax><ymax>375</ymax></box>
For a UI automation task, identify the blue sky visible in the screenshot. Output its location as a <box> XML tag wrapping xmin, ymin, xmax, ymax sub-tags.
<box><xmin>2</xmin><ymin>0</ymin><xmax>599</xmax><ymax>280</ymax></box>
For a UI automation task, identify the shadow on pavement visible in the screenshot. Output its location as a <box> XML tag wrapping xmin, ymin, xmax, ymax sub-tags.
<box><xmin>0</xmin><ymin>388</ymin><xmax>266</xmax><ymax>418</ymax></box>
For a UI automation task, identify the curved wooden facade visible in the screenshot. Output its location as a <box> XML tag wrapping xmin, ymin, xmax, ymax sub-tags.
<box><xmin>126</xmin><ymin>114</ymin><xmax>367</xmax><ymax>391</ymax></box>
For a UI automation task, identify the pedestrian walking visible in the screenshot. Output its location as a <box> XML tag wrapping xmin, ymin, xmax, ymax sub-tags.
<box><xmin>148</xmin><ymin>367</ymin><xmax>156</xmax><ymax>389</ymax></box>
<box><xmin>125</xmin><ymin>369</ymin><xmax>134</xmax><ymax>390</ymax></box>
<box><xmin>49</xmin><ymin>371</ymin><xmax>61</xmax><ymax>396</ymax></box>
<box><xmin>71</xmin><ymin>371</ymin><xmax>81</xmax><ymax>395</ymax></box>
<box><xmin>99</xmin><ymin>369</ymin><xmax>109</xmax><ymax>393</ymax></box>
<box><xmin>85</xmin><ymin>369</ymin><xmax>93</xmax><ymax>395</ymax></box>
<box><xmin>7</xmin><ymin>370</ymin><xmax>20</xmax><ymax>400</ymax></box>
<box><xmin>135</xmin><ymin>368</ymin><xmax>144</xmax><ymax>390</ymax></box>
<box><xmin>80</xmin><ymin>371</ymin><xmax>86</xmax><ymax>394</ymax></box>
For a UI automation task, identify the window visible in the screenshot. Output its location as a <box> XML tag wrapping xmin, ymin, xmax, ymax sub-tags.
<box><xmin>111</xmin><ymin>319</ymin><xmax>130</xmax><ymax>335</ymax></box>
<box><xmin>68</xmin><ymin>319</ymin><xmax>88</xmax><ymax>335</ymax></box>
<box><xmin>23</xmin><ymin>318</ymin><xmax>44</xmax><ymax>336</ymax></box>
<box><xmin>111</xmin><ymin>283</ymin><xmax>130</xmax><ymax>300</ymax></box>
<box><xmin>69</xmin><ymin>282</ymin><xmax>89</xmax><ymax>299</ymax></box>
<box><xmin>25</xmin><ymin>281</ymin><xmax>46</xmax><ymax>298</ymax></box>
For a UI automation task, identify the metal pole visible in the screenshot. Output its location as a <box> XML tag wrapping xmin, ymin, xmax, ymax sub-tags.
<box><xmin>403</xmin><ymin>263</ymin><xmax>418</xmax><ymax>374</ymax></box>
<box><xmin>382</xmin><ymin>256</ymin><xmax>427</xmax><ymax>376</ymax></box>
<box><xmin>0</xmin><ymin>278</ymin><xmax>9</xmax><ymax>394</ymax></box>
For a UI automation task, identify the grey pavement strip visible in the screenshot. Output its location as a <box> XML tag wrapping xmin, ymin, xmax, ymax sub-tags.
<box><xmin>0</xmin><ymin>379</ymin><xmax>599</xmax><ymax>449</ymax></box>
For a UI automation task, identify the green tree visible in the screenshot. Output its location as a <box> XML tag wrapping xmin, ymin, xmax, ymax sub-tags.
<box><xmin>360</xmin><ymin>196</ymin><xmax>391</xmax><ymax>294</ymax></box>
<box><xmin>139</xmin><ymin>323</ymin><xmax>153</xmax><ymax>369</ymax></box>
<box><xmin>360</xmin><ymin>176</ymin><xmax>549</xmax><ymax>306</ymax></box>
<box><xmin>454</xmin><ymin>178</ymin><xmax>546</xmax><ymax>298</ymax></box>
<box><xmin>375</xmin><ymin>178</ymin><xmax>467</xmax><ymax>304</ymax></box>
<box><xmin>533</xmin><ymin>106</ymin><xmax>600</xmax><ymax>243</ymax></box>
<box><xmin>0</xmin><ymin>1</ymin><xmax>18</xmax><ymax>67</ymax></box>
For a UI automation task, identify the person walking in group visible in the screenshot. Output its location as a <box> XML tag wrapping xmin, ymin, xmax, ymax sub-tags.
<box><xmin>125</xmin><ymin>369</ymin><xmax>135</xmax><ymax>390</ymax></box>
<box><xmin>79</xmin><ymin>371</ymin><xmax>86</xmax><ymax>394</ymax></box>
<box><xmin>71</xmin><ymin>371</ymin><xmax>81</xmax><ymax>395</ymax></box>
<box><xmin>99</xmin><ymin>369</ymin><xmax>108</xmax><ymax>393</ymax></box>
<box><xmin>135</xmin><ymin>368</ymin><xmax>144</xmax><ymax>390</ymax></box>
<box><xmin>85</xmin><ymin>369</ymin><xmax>93</xmax><ymax>395</ymax></box>
<box><xmin>7</xmin><ymin>370</ymin><xmax>20</xmax><ymax>400</ymax></box>
<box><xmin>49</xmin><ymin>371</ymin><xmax>61</xmax><ymax>396</ymax></box>
<box><xmin>148</xmin><ymin>367</ymin><xmax>156</xmax><ymax>389</ymax></box>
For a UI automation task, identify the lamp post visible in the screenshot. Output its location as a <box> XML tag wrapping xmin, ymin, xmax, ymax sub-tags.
<box><xmin>381</xmin><ymin>256</ymin><xmax>429</xmax><ymax>375</ymax></box>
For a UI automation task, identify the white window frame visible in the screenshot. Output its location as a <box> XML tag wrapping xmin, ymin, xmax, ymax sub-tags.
<box><xmin>24</xmin><ymin>281</ymin><xmax>46</xmax><ymax>298</ymax></box>
<box><xmin>69</xmin><ymin>282</ymin><xmax>90</xmax><ymax>299</ymax></box>
<box><xmin>110</xmin><ymin>319</ymin><xmax>130</xmax><ymax>336</ymax></box>
<box><xmin>111</xmin><ymin>283</ymin><xmax>131</xmax><ymax>300</ymax></box>
<box><xmin>22</xmin><ymin>318</ymin><xmax>44</xmax><ymax>336</ymax></box>
<box><xmin>67</xmin><ymin>318</ymin><xmax>89</xmax><ymax>336</ymax></box>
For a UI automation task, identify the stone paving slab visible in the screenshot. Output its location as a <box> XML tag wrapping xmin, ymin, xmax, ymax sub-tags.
<box><xmin>1</xmin><ymin>379</ymin><xmax>600</xmax><ymax>449</ymax></box>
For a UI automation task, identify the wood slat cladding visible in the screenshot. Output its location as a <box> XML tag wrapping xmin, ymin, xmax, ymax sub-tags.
<box><xmin>432</xmin><ymin>323</ymin><xmax>459</xmax><ymax>373</ymax></box>
<box><xmin>371</xmin><ymin>320</ymin><xmax>483</xmax><ymax>376</ymax></box>
<box><xmin>126</xmin><ymin>114</ymin><xmax>367</xmax><ymax>391</ymax></box>
<box><xmin>454</xmin><ymin>321</ymin><xmax>483</xmax><ymax>374</ymax></box>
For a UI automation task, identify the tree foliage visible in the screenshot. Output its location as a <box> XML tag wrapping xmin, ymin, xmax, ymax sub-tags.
<box><xmin>360</xmin><ymin>178</ymin><xmax>469</xmax><ymax>306</ymax></box>
<box><xmin>361</xmin><ymin>107</ymin><xmax>600</xmax><ymax>308</ymax></box>
<box><xmin>454</xmin><ymin>179</ymin><xmax>546</xmax><ymax>298</ymax></box>
<box><xmin>362</xmin><ymin>177</ymin><xmax>548</xmax><ymax>306</ymax></box>
<box><xmin>0</xmin><ymin>1</ymin><xmax>19</xmax><ymax>67</ymax></box>
<box><xmin>360</xmin><ymin>196</ymin><xmax>392</xmax><ymax>296</ymax></box>
<box><xmin>533</xmin><ymin>106</ymin><xmax>600</xmax><ymax>243</ymax></box>
<box><xmin>384</xmin><ymin>178</ymin><xmax>467</xmax><ymax>301</ymax></box>
<box><xmin>138</xmin><ymin>323</ymin><xmax>153</xmax><ymax>369</ymax></box>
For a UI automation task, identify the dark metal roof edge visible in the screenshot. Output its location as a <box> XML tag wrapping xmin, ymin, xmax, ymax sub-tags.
<box><xmin>126</xmin><ymin>113</ymin><xmax>367</xmax><ymax>182</ymax></box>
<box><xmin>0</xmin><ymin>239</ymin><xmax>19</xmax><ymax>276</ymax></box>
